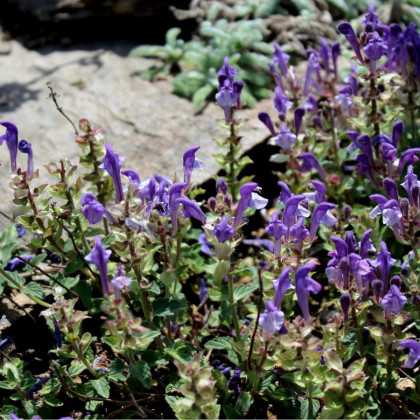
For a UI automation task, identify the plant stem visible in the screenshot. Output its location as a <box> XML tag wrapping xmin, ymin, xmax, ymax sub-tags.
<box><xmin>227</xmin><ymin>272</ymin><xmax>241</xmax><ymax>342</ymax></box>
<box><xmin>0</xmin><ymin>267</ymin><xmax>51</xmax><ymax>308</ymax></box>
<box><xmin>71</xmin><ymin>339</ymin><xmax>99</xmax><ymax>378</ymax></box>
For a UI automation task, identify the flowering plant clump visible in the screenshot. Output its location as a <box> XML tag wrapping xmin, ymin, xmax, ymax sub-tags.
<box><xmin>0</xmin><ymin>5</ymin><xmax>419</xmax><ymax>419</ymax></box>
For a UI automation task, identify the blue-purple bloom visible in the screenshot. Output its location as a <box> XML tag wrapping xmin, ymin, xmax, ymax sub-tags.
<box><xmin>273</xmin><ymin>267</ymin><xmax>292</xmax><ymax>308</ymax></box>
<box><xmin>397</xmin><ymin>149</ymin><xmax>420</xmax><ymax>175</ymax></box>
<box><xmin>199</xmin><ymin>278</ymin><xmax>208</xmax><ymax>303</ymax></box>
<box><xmin>258</xmin><ymin>112</ymin><xmax>276</xmax><ymax>136</ymax></box>
<box><xmin>213</xmin><ymin>216</ymin><xmax>234</xmax><ymax>243</ymax></box>
<box><xmin>282</xmin><ymin>195</ymin><xmax>310</xmax><ymax>235</ymax></box>
<box><xmin>81</xmin><ymin>193</ymin><xmax>106</xmax><ymax>224</ymax></box>
<box><xmin>169</xmin><ymin>182</ymin><xmax>188</xmax><ymax>234</ymax></box>
<box><xmin>111</xmin><ymin>266</ymin><xmax>131</xmax><ymax>300</ymax></box>
<box><xmin>305</xmin><ymin>180</ymin><xmax>326</xmax><ymax>203</ymax></box>
<box><xmin>5</xmin><ymin>254</ymin><xmax>33</xmax><ymax>271</ymax></box>
<box><xmin>233</xmin><ymin>182</ymin><xmax>268</xmax><ymax>230</ymax></box>
<box><xmin>303</xmin><ymin>53</ymin><xmax>321</xmax><ymax>97</ymax></box>
<box><xmin>297</xmin><ymin>153</ymin><xmax>326</xmax><ymax>181</ymax></box>
<box><xmin>85</xmin><ymin>236</ymin><xmax>112</xmax><ymax>296</ymax></box>
<box><xmin>278</xmin><ymin>181</ymin><xmax>293</xmax><ymax>204</ymax></box>
<box><xmin>295</xmin><ymin>264</ymin><xmax>321</xmax><ymax>322</ymax></box>
<box><xmin>371</xmin><ymin>241</ymin><xmax>396</xmax><ymax>297</ymax></box>
<box><xmin>401</xmin><ymin>165</ymin><xmax>420</xmax><ymax>208</ymax></box>
<box><xmin>337</xmin><ymin>22</ymin><xmax>365</xmax><ymax>63</ymax></box>
<box><xmin>18</xmin><ymin>140</ymin><xmax>33</xmax><ymax>178</ymax></box>
<box><xmin>198</xmin><ymin>233</ymin><xmax>214</xmax><ymax>255</ymax></box>
<box><xmin>340</xmin><ymin>293</ymin><xmax>351</xmax><ymax>322</ymax></box>
<box><xmin>99</xmin><ymin>143</ymin><xmax>124</xmax><ymax>203</ymax></box>
<box><xmin>381</xmin><ymin>284</ymin><xmax>407</xmax><ymax>315</ymax></box>
<box><xmin>273</xmin><ymin>87</ymin><xmax>292</xmax><ymax>115</ymax></box>
<box><xmin>399</xmin><ymin>339</ymin><xmax>420</xmax><ymax>369</ymax></box>
<box><xmin>265</xmin><ymin>212</ymin><xmax>287</xmax><ymax>257</ymax></box>
<box><xmin>294</xmin><ymin>107</ymin><xmax>305</xmax><ymax>136</ymax></box>
<box><xmin>309</xmin><ymin>202</ymin><xmax>337</xmax><ymax>242</ymax></box>
<box><xmin>177</xmin><ymin>196</ymin><xmax>207</xmax><ymax>225</ymax></box>
<box><xmin>183</xmin><ymin>146</ymin><xmax>202</xmax><ymax>187</ymax></box>
<box><xmin>52</xmin><ymin>317</ymin><xmax>62</xmax><ymax>348</ymax></box>
<box><xmin>0</xmin><ymin>121</ymin><xmax>18</xmax><ymax>173</ymax></box>
<box><xmin>259</xmin><ymin>301</ymin><xmax>285</xmax><ymax>335</ymax></box>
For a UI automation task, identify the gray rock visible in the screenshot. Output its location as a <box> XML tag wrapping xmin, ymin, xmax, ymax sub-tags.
<box><xmin>0</xmin><ymin>40</ymin><xmax>272</xmax><ymax>230</ymax></box>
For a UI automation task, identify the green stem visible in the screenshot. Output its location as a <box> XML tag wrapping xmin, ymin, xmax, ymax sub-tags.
<box><xmin>351</xmin><ymin>304</ymin><xmax>365</xmax><ymax>358</ymax></box>
<box><xmin>227</xmin><ymin>272</ymin><xmax>241</xmax><ymax>342</ymax></box>
<box><xmin>0</xmin><ymin>267</ymin><xmax>51</xmax><ymax>308</ymax></box>
<box><xmin>71</xmin><ymin>339</ymin><xmax>99</xmax><ymax>378</ymax></box>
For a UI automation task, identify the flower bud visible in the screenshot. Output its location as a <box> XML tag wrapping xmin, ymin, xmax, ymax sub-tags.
<box><xmin>340</xmin><ymin>293</ymin><xmax>351</xmax><ymax>322</ymax></box>
<box><xmin>207</xmin><ymin>197</ymin><xmax>217</xmax><ymax>213</ymax></box>
<box><xmin>372</xmin><ymin>279</ymin><xmax>382</xmax><ymax>303</ymax></box>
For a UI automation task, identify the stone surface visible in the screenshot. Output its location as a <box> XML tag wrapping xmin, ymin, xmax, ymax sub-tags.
<box><xmin>0</xmin><ymin>40</ymin><xmax>272</xmax><ymax>230</ymax></box>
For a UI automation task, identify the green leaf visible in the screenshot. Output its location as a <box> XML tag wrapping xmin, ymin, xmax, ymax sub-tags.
<box><xmin>68</xmin><ymin>364</ymin><xmax>86</xmax><ymax>377</ymax></box>
<box><xmin>91</xmin><ymin>377</ymin><xmax>110</xmax><ymax>398</ymax></box>
<box><xmin>324</xmin><ymin>349</ymin><xmax>343</xmax><ymax>372</ymax></box>
<box><xmin>65</xmin><ymin>257</ymin><xmax>85</xmax><ymax>275</ymax></box>
<box><xmin>142</xmin><ymin>350</ymin><xmax>168</xmax><ymax>367</ymax></box>
<box><xmin>233</xmin><ymin>284</ymin><xmax>258</xmax><ymax>302</ymax></box>
<box><xmin>214</xmin><ymin>260</ymin><xmax>230</xmax><ymax>285</ymax></box>
<box><xmin>164</xmin><ymin>341</ymin><xmax>196</xmax><ymax>363</ymax></box>
<box><xmin>204</xmin><ymin>337</ymin><xmax>234</xmax><ymax>350</ymax></box>
<box><xmin>108</xmin><ymin>359</ymin><xmax>126</xmax><ymax>383</ymax></box>
<box><xmin>152</xmin><ymin>296</ymin><xmax>187</xmax><ymax>317</ymax></box>
<box><xmin>129</xmin><ymin>361</ymin><xmax>152</xmax><ymax>390</ymax></box>
<box><xmin>24</xmin><ymin>282</ymin><xmax>45</xmax><ymax>299</ymax></box>
<box><xmin>192</xmin><ymin>84</ymin><xmax>213</xmax><ymax>107</ymax></box>
<box><xmin>166</xmin><ymin>27</ymin><xmax>182</xmax><ymax>45</ymax></box>
<box><xmin>43</xmin><ymin>394</ymin><xmax>64</xmax><ymax>407</ymax></box>
<box><xmin>301</xmin><ymin>398</ymin><xmax>320</xmax><ymax>419</ymax></box>
<box><xmin>40</xmin><ymin>377</ymin><xmax>61</xmax><ymax>394</ymax></box>
<box><xmin>235</xmin><ymin>392</ymin><xmax>254</xmax><ymax>416</ymax></box>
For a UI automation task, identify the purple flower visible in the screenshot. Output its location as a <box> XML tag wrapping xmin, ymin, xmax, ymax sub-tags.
<box><xmin>259</xmin><ymin>300</ymin><xmax>285</xmax><ymax>335</ymax></box>
<box><xmin>294</xmin><ymin>107</ymin><xmax>305</xmax><ymax>136</ymax></box>
<box><xmin>218</xmin><ymin>56</ymin><xmax>237</xmax><ymax>84</ymax></box>
<box><xmin>345</xmin><ymin>231</ymin><xmax>357</xmax><ymax>254</ymax></box>
<box><xmin>177</xmin><ymin>196</ymin><xmax>207</xmax><ymax>225</ymax></box>
<box><xmin>5</xmin><ymin>254</ymin><xmax>33</xmax><ymax>271</ymax></box>
<box><xmin>122</xmin><ymin>169</ymin><xmax>140</xmax><ymax>188</ymax></box>
<box><xmin>337</xmin><ymin>22</ymin><xmax>365</xmax><ymax>63</ymax></box>
<box><xmin>364</xmin><ymin>35</ymin><xmax>387</xmax><ymax>69</ymax></box>
<box><xmin>331</xmin><ymin>41</ymin><xmax>340</xmax><ymax>80</ymax></box>
<box><xmin>359</xmin><ymin>229</ymin><xmax>375</xmax><ymax>259</ymax></box>
<box><xmin>0</xmin><ymin>121</ymin><xmax>18</xmax><ymax>172</ymax></box>
<box><xmin>297</xmin><ymin>153</ymin><xmax>326</xmax><ymax>181</ymax></box>
<box><xmin>18</xmin><ymin>140</ymin><xmax>34</xmax><ymax>178</ymax></box>
<box><xmin>295</xmin><ymin>264</ymin><xmax>321</xmax><ymax>322</ymax></box>
<box><xmin>290</xmin><ymin>218</ymin><xmax>309</xmax><ymax>243</ymax></box>
<box><xmin>198</xmin><ymin>233</ymin><xmax>214</xmax><ymax>255</ymax></box>
<box><xmin>214</xmin><ymin>216</ymin><xmax>234</xmax><ymax>243</ymax></box>
<box><xmin>273</xmin><ymin>87</ymin><xmax>292</xmax><ymax>115</ymax></box>
<box><xmin>282</xmin><ymin>195</ymin><xmax>310</xmax><ymax>231</ymax></box>
<box><xmin>309</xmin><ymin>202</ymin><xmax>337</xmax><ymax>242</ymax></box>
<box><xmin>381</xmin><ymin>284</ymin><xmax>407</xmax><ymax>315</ymax></box>
<box><xmin>383</xmin><ymin>178</ymin><xmax>399</xmax><ymax>202</ymax></box>
<box><xmin>52</xmin><ymin>316</ymin><xmax>62</xmax><ymax>348</ymax></box>
<box><xmin>303</xmin><ymin>53</ymin><xmax>321</xmax><ymax>97</ymax></box>
<box><xmin>397</xmin><ymin>149</ymin><xmax>420</xmax><ymax>176</ymax></box>
<box><xmin>99</xmin><ymin>143</ymin><xmax>124</xmax><ymax>203</ymax></box>
<box><xmin>15</xmin><ymin>224</ymin><xmax>25</xmax><ymax>237</ymax></box>
<box><xmin>169</xmin><ymin>182</ymin><xmax>188</xmax><ymax>234</ymax></box>
<box><xmin>85</xmin><ymin>236</ymin><xmax>112</xmax><ymax>296</ymax></box>
<box><xmin>273</xmin><ymin>267</ymin><xmax>292</xmax><ymax>308</ymax></box>
<box><xmin>392</xmin><ymin>120</ymin><xmax>404</xmax><ymax>147</ymax></box>
<box><xmin>266</xmin><ymin>212</ymin><xmax>287</xmax><ymax>257</ymax></box>
<box><xmin>111</xmin><ymin>266</ymin><xmax>131</xmax><ymax>300</ymax></box>
<box><xmin>199</xmin><ymin>278</ymin><xmax>208</xmax><ymax>303</ymax></box>
<box><xmin>273</xmin><ymin>44</ymin><xmax>290</xmax><ymax>77</ymax></box>
<box><xmin>372</xmin><ymin>279</ymin><xmax>382</xmax><ymax>303</ymax></box>
<box><xmin>340</xmin><ymin>293</ymin><xmax>351</xmax><ymax>322</ymax></box>
<box><xmin>401</xmin><ymin>165</ymin><xmax>420</xmax><ymax>208</ymax></box>
<box><xmin>371</xmin><ymin>241</ymin><xmax>396</xmax><ymax>297</ymax></box>
<box><xmin>183</xmin><ymin>146</ymin><xmax>203</xmax><ymax>186</ymax></box>
<box><xmin>361</xmin><ymin>3</ymin><xmax>381</xmax><ymax>31</ymax></box>
<box><xmin>355</xmin><ymin>154</ymin><xmax>379</xmax><ymax>187</ymax></box>
<box><xmin>81</xmin><ymin>193</ymin><xmax>105</xmax><ymax>224</ymax></box>
<box><xmin>275</xmin><ymin>124</ymin><xmax>296</xmax><ymax>151</ymax></box>
<box><xmin>278</xmin><ymin>181</ymin><xmax>293</xmax><ymax>204</ymax></box>
<box><xmin>319</xmin><ymin>38</ymin><xmax>331</xmax><ymax>76</ymax></box>
<box><xmin>216</xmin><ymin>178</ymin><xmax>228</xmax><ymax>195</ymax></box>
<box><xmin>344</xmin><ymin>64</ymin><xmax>359</xmax><ymax>96</ymax></box>
<box><xmin>233</xmin><ymin>182</ymin><xmax>268</xmax><ymax>230</ymax></box>
<box><xmin>356</xmin><ymin>135</ymin><xmax>376</xmax><ymax>169</ymax></box>
<box><xmin>305</xmin><ymin>180</ymin><xmax>326</xmax><ymax>203</ymax></box>
<box><xmin>304</xmin><ymin>94</ymin><xmax>318</xmax><ymax>112</ymax></box>
<box><xmin>258</xmin><ymin>112</ymin><xmax>276</xmax><ymax>136</ymax></box>
<box><xmin>399</xmin><ymin>339</ymin><xmax>420</xmax><ymax>369</ymax></box>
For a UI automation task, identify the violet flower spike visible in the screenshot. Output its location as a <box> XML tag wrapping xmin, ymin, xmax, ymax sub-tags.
<box><xmin>401</xmin><ymin>165</ymin><xmax>420</xmax><ymax>208</ymax></box>
<box><xmin>295</xmin><ymin>264</ymin><xmax>321</xmax><ymax>322</ymax></box>
<box><xmin>319</xmin><ymin>38</ymin><xmax>331</xmax><ymax>76</ymax></box>
<box><xmin>397</xmin><ymin>149</ymin><xmax>420</xmax><ymax>176</ymax></box>
<box><xmin>169</xmin><ymin>182</ymin><xmax>188</xmax><ymax>234</ymax></box>
<box><xmin>85</xmin><ymin>236</ymin><xmax>112</xmax><ymax>296</ymax></box>
<box><xmin>331</xmin><ymin>41</ymin><xmax>340</xmax><ymax>80</ymax></box>
<box><xmin>273</xmin><ymin>87</ymin><xmax>292</xmax><ymax>115</ymax></box>
<box><xmin>278</xmin><ymin>181</ymin><xmax>293</xmax><ymax>204</ymax></box>
<box><xmin>214</xmin><ymin>216</ymin><xmax>234</xmax><ymax>243</ymax></box>
<box><xmin>81</xmin><ymin>193</ymin><xmax>105</xmax><ymax>224</ymax></box>
<box><xmin>305</xmin><ymin>180</ymin><xmax>327</xmax><ymax>204</ymax></box>
<box><xmin>177</xmin><ymin>196</ymin><xmax>207</xmax><ymax>225</ymax></box>
<box><xmin>265</xmin><ymin>212</ymin><xmax>287</xmax><ymax>257</ymax></box>
<box><xmin>198</xmin><ymin>233</ymin><xmax>214</xmax><ymax>256</ymax></box>
<box><xmin>258</xmin><ymin>112</ymin><xmax>276</xmax><ymax>136</ymax></box>
<box><xmin>273</xmin><ymin>43</ymin><xmax>289</xmax><ymax>77</ymax></box>
<box><xmin>303</xmin><ymin>53</ymin><xmax>321</xmax><ymax>97</ymax></box>
<box><xmin>309</xmin><ymin>202</ymin><xmax>337</xmax><ymax>242</ymax></box>
<box><xmin>18</xmin><ymin>140</ymin><xmax>34</xmax><ymax>179</ymax></box>
<box><xmin>233</xmin><ymin>182</ymin><xmax>268</xmax><ymax>230</ymax></box>
<box><xmin>275</xmin><ymin>124</ymin><xmax>296</xmax><ymax>151</ymax></box>
<box><xmin>383</xmin><ymin>178</ymin><xmax>399</xmax><ymax>202</ymax></box>
<box><xmin>259</xmin><ymin>301</ymin><xmax>285</xmax><ymax>336</ymax></box>
<box><xmin>294</xmin><ymin>107</ymin><xmax>305</xmax><ymax>136</ymax></box>
<box><xmin>392</xmin><ymin>120</ymin><xmax>404</xmax><ymax>147</ymax></box>
<box><xmin>0</xmin><ymin>121</ymin><xmax>18</xmax><ymax>173</ymax></box>
<box><xmin>111</xmin><ymin>266</ymin><xmax>131</xmax><ymax>300</ymax></box>
<box><xmin>99</xmin><ymin>143</ymin><xmax>124</xmax><ymax>203</ymax></box>
<box><xmin>122</xmin><ymin>169</ymin><xmax>140</xmax><ymax>187</ymax></box>
<box><xmin>297</xmin><ymin>153</ymin><xmax>326</xmax><ymax>181</ymax></box>
<box><xmin>273</xmin><ymin>266</ymin><xmax>292</xmax><ymax>308</ymax></box>
<box><xmin>183</xmin><ymin>146</ymin><xmax>202</xmax><ymax>187</ymax></box>
<box><xmin>337</xmin><ymin>22</ymin><xmax>365</xmax><ymax>63</ymax></box>
<box><xmin>371</xmin><ymin>241</ymin><xmax>396</xmax><ymax>297</ymax></box>
<box><xmin>282</xmin><ymin>195</ymin><xmax>310</xmax><ymax>232</ymax></box>
<box><xmin>340</xmin><ymin>293</ymin><xmax>351</xmax><ymax>322</ymax></box>
<box><xmin>382</xmin><ymin>284</ymin><xmax>407</xmax><ymax>316</ymax></box>
<box><xmin>399</xmin><ymin>339</ymin><xmax>420</xmax><ymax>369</ymax></box>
